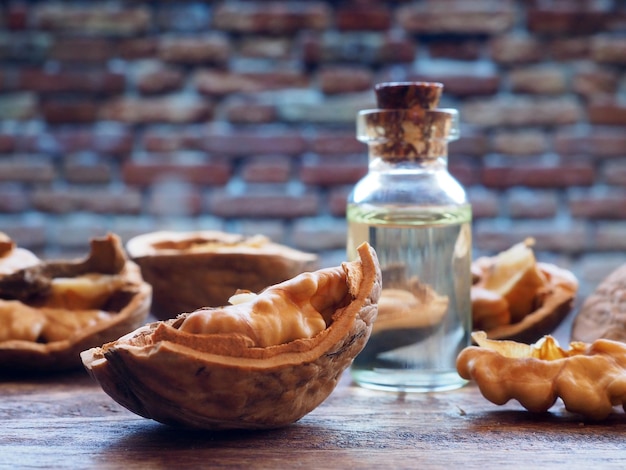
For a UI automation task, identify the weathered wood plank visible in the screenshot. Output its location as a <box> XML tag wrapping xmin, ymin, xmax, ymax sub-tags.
<box><xmin>2</xmin><ymin>369</ymin><xmax>626</xmax><ymax>469</ymax></box>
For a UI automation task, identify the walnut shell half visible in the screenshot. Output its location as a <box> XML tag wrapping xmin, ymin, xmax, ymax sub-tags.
<box><xmin>126</xmin><ymin>230</ymin><xmax>318</xmax><ymax>319</ymax></box>
<box><xmin>81</xmin><ymin>243</ymin><xmax>381</xmax><ymax>430</ymax></box>
<box><xmin>0</xmin><ymin>234</ymin><xmax>152</xmax><ymax>372</ymax></box>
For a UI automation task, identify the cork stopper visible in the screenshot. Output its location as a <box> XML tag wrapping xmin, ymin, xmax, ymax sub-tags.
<box><xmin>375</xmin><ymin>82</ymin><xmax>443</xmax><ymax>110</ymax></box>
<box><xmin>358</xmin><ymin>81</ymin><xmax>457</xmax><ymax>162</ymax></box>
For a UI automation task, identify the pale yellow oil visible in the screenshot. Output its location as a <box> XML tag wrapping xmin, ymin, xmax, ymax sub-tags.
<box><xmin>347</xmin><ymin>203</ymin><xmax>472</xmax><ymax>392</ymax></box>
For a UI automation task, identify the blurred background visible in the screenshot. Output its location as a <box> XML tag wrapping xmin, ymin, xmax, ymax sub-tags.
<box><xmin>0</xmin><ymin>0</ymin><xmax>625</xmax><ymax>302</ymax></box>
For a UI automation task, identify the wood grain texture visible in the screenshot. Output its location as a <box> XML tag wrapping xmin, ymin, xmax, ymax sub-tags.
<box><xmin>2</xmin><ymin>367</ymin><xmax>626</xmax><ymax>469</ymax></box>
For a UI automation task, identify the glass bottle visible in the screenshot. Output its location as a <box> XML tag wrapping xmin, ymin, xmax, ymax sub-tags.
<box><xmin>347</xmin><ymin>82</ymin><xmax>472</xmax><ymax>392</ymax></box>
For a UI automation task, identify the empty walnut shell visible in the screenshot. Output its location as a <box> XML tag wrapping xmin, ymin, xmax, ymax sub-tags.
<box><xmin>81</xmin><ymin>243</ymin><xmax>381</xmax><ymax>430</ymax></box>
<box><xmin>0</xmin><ymin>234</ymin><xmax>151</xmax><ymax>372</ymax></box>
<box><xmin>126</xmin><ymin>230</ymin><xmax>318</xmax><ymax>319</ymax></box>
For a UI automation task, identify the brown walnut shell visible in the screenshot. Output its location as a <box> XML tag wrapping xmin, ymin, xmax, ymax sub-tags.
<box><xmin>0</xmin><ymin>234</ymin><xmax>151</xmax><ymax>372</ymax></box>
<box><xmin>473</xmin><ymin>261</ymin><xmax>578</xmax><ymax>344</ymax></box>
<box><xmin>126</xmin><ymin>230</ymin><xmax>318</xmax><ymax>319</ymax></box>
<box><xmin>571</xmin><ymin>263</ymin><xmax>626</xmax><ymax>343</ymax></box>
<box><xmin>81</xmin><ymin>243</ymin><xmax>381</xmax><ymax>430</ymax></box>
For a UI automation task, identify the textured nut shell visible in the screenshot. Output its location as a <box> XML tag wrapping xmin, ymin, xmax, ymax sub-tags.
<box><xmin>475</xmin><ymin>262</ymin><xmax>577</xmax><ymax>343</ymax></box>
<box><xmin>126</xmin><ymin>230</ymin><xmax>318</xmax><ymax>319</ymax></box>
<box><xmin>571</xmin><ymin>264</ymin><xmax>626</xmax><ymax>343</ymax></box>
<box><xmin>81</xmin><ymin>243</ymin><xmax>381</xmax><ymax>430</ymax></box>
<box><xmin>0</xmin><ymin>261</ymin><xmax>151</xmax><ymax>372</ymax></box>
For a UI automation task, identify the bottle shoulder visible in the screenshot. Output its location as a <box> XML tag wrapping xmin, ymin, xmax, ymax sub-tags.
<box><xmin>349</xmin><ymin>168</ymin><xmax>468</xmax><ymax>206</ymax></box>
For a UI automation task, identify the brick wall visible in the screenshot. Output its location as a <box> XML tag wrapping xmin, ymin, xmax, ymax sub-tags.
<box><xmin>1</xmin><ymin>0</ymin><xmax>625</xmax><ymax>300</ymax></box>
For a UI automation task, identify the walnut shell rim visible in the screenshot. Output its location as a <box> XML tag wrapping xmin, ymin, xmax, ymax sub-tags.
<box><xmin>126</xmin><ymin>230</ymin><xmax>318</xmax><ymax>320</ymax></box>
<box><xmin>81</xmin><ymin>243</ymin><xmax>381</xmax><ymax>430</ymax></box>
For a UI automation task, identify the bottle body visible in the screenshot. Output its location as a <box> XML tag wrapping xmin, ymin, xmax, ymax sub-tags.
<box><xmin>347</xmin><ymin>162</ymin><xmax>472</xmax><ymax>392</ymax></box>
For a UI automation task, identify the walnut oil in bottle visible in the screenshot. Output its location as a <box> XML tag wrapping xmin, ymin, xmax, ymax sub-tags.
<box><xmin>347</xmin><ymin>82</ymin><xmax>472</xmax><ymax>392</ymax></box>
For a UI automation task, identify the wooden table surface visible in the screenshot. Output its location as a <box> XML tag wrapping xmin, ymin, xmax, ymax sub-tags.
<box><xmin>2</xmin><ymin>360</ymin><xmax>626</xmax><ymax>470</ymax></box>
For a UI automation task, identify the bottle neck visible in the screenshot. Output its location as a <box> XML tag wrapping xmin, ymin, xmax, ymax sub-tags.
<box><xmin>368</xmin><ymin>143</ymin><xmax>449</xmax><ymax>170</ymax></box>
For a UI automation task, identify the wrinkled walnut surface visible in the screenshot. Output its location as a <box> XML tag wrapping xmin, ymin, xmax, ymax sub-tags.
<box><xmin>126</xmin><ymin>230</ymin><xmax>318</xmax><ymax>319</ymax></box>
<box><xmin>571</xmin><ymin>263</ymin><xmax>626</xmax><ymax>343</ymax></box>
<box><xmin>457</xmin><ymin>331</ymin><xmax>626</xmax><ymax>420</ymax></box>
<box><xmin>81</xmin><ymin>243</ymin><xmax>381</xmax><ymax>430</ymax></box>
<box><xmin>0</xmin><ymin>234</ymin><xmax>151</xmax><ymax>372</ymax></box>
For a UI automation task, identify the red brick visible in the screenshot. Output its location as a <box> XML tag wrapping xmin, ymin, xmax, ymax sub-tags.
<box><xmin>299</xmin><ymin>155</ymin><xmax>367</xmax><ymax>186</ymax></box>
<box><xmin>527</xmin><ymin>8</ymin><xmax>609</xmax><ymax>34</ymax></box>
<box><xmin>0</xmin><ymin>134</ymin><xmax>16</xmax><ymax>153</ymax></box>
<box><xmin>242</xmin><ymin>155</ymin><xmax>291</xmax><ymax>183</ymax></box>
<box><xmin>117</xmin><ymin>38</ymin><xmax>158</xmax><ymax>59</ymax></box>
<box><xmin>158</xmin><ymin>35</ymin><xmax>230</xmax><ymax>65</ymax></box>
<box><xmin>467</xmin><ymin>189</ymin><xmax>499</xmax><ymax>219</ymax></box>
<box><xmin>0</xmin><ymin>183</ymin><xmax>28</xmax><ymax>212</ymax></box>
<box><xmin>223</xmin><ymin>101</ymin><xmax>277</xmax><ymax>124</ymax></box>
<box><xmin>492</xmin><ymin>130</ymin><xmax>548</xmax><ymax>156</ymax></box>
<box><xmin>428</xmin><ymin>40</ymin><xmax>482</xmax><ymax>61</ymax></box>
<box><xmin>449</xmin><ymin>159</ymin><xmax>480</xmax><ymax>187</ymax></box>
<box><xmin>34</xmin><ymin>5</ymin><xmax>151</xmax><ymax>36</ymax></box>
<box><xmin>6</xmin><ymin>4</ymin><xmax>28</xmax><ymax>30</ymax></box>
<box><xmin>509</xmin><ymin>66</ymin><xmax>567</xmax><ymax>94</ymax></box>
<box><xmin>591</xmin><ymin>36</ymin><xmax>626</xmax><ymax>64</ymax></box>
<box><xmin>604</xmin><ymin>161</ymin><xmax>626</xmax><ymax>186</ymax></box>
<box><xmin>588</xmin><ymin>98</ymin><xmax>626</xmax><ymax>126</ymax></box>
<box><xmin>41</xmin><ymin>100</ymin><xmax>98</xmax><ymax>124</ymax></box>
<box><xmin>194</xmin><ymin>69</ymin><xmax>308</xmax><ymax>96</ymax></box>
<box><xmin>336</xmin><ymin>5</ymin><xmax>391</xmax><ymax>31</ymax></box>
<box><xmin>595</xmin><ymin>222</ymin><xmax>626</xmax><ymax>251</ymax></box>
<box><xmin>208</xmin><ymin>190</ymin><xmax>319</xmax><ymax>219</ymax></box>
<box><xmin>135</xmin><ymin>64</ymin><xmax>184</xmax><ymax>95</ymax></box>
<box><xmin>32</xmin><ymin>188</ymin><xmax>142</xmax><ymax>214</ymax></box>
<box><xmin>328</xmin><ymin>186</ymin><xmax>351</xmax><ymax>217</ymax></box>
<box><xmin>449</xmin><ymin>131</ymin><xmax>489</xmax><ymax>157</ymax></box>
<box><xmin>409</xmin><ymin>72</ymin><xmax>499</xmax><ymax>97</ymax></box>
<box><xmin>481</xmin><ymin>164</ymin><xmax>594</xmax><ymax>188</ymax></box>
<box><xmin>201</xmin><ymin>128</ymin><xmax>306</xmax><ymax>157</ymax></box>
<box><xmin>397</xmin><ymin>1</ymin><xmax>515</xmax><ymax>35</ymax></box>
<box><xmin>462</xmin><ymin>97</ymin><xmax>582</xmax><ymax>127</ymax></box>
<box><xmin>50</xmin><ymin>38</ymin><xmax>116</xmax><ymax>63</ymax></box>
<box><xmin>142</xmin><ymin>130</ymin><xmax>196</xmax><ymax>153</ymax></box>
<box><xmin>318</xmin><ymin>66</ymin><xmax>372</xmax><ymax>95</ymax></box>
<box><xmin>309</xmin><ymin>131</ymin><xmax>365</xmax><ymax>156</ymax></box>
<box><xmin>572</xmin><ymin>67</ymin><xmax>619</xmax><ymax>99</ymax></box>
<box><xmin>554</xmin><ymin>129</ymin><xmax>626</xmax><ymax>158</ymax></box>
<box><xmin>570</xmin><ymin>190</ymin><xmax>626</xmax><ymax>219</ymax></box>
<box><xmin>17</xmin><ymin>68</ymin><xmax>125</xmax><ymax>94</ymax></box>
<box><xmin>122</xmin><ymin>156</ymin><xmax>231</xmax><ymax>187</ymax></box>
<box><xmin>63</xmin><ymin>155</ymin><xmax>112</xmax><ymax>184</ymax></box>
<box><xmin>213</xmin><ymin>2</ymin><xmax>331</xmax><ymax>34</ymax></box>
<box><xmin>549</xmin><ymin>38</ymin><xmax>591</xmax><ymax>60</ymax></box>
<box><xmin>99</xmin><ymin>96</ymin><xmax>213</xmax><ymax>124</ymax></box>
<box><xmin>490</xmin><ymin>35</ymin><xmax>542</xmax><ymax>64</ymax></box>
<box><xmin>507</xmin><ymin>189</ymin><xmax>559</xmax><ymax>219</ymax></box>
